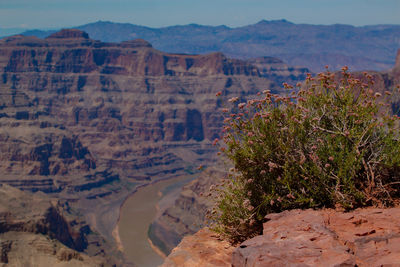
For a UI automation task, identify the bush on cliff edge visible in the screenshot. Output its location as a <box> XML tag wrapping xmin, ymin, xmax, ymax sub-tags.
<box><xmin>211</xmin><ymin>68</ymin><xmax>400</xmax><ymax>243</ymax></box>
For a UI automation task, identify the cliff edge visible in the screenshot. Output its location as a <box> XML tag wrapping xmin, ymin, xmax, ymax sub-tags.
<box><xmin>162</xmin><ymin>206</ymin><xmax>400</xmax><ymax>267</ymax></box>
<box><xmin>160</xmin><ymin>228</ymin><xmax>234</xmax><ymax>267</ymax></box>
<box><xmin>0</xmin><ymin>184</ymin><xmax>120</xmax><ymax>266</ymax></box>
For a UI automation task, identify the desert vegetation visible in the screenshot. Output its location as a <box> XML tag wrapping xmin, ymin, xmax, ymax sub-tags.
<box><xmin>211</xmin><ymin>68</ymin><xmax>400</xmax><ymax>243</ymax></box>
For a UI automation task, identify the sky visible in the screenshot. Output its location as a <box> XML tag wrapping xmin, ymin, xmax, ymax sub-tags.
<box><xmin>0</xmin><ymin>0</ymin><xmax>399</xmax><ymax>31</ymax></box>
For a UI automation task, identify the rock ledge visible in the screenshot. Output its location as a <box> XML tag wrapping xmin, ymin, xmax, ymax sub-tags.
<box><xmin>46</xmin><ymin>29</ymin><xmax>90</xmax><ymax>39</ymax></box>
<box><xmin>161</xmin><ymin>228</ymin><xmax>234</xmax><ymax>267</ymax></box>
<box><xmin>233</xmin><ymin>207</ymin><xmax>400</xmax><ymax>266</ymax></box>
<box><xmin>162</xmin><ymin>207</ymin><xmax>400</xmax><ymax>267</ymax></box>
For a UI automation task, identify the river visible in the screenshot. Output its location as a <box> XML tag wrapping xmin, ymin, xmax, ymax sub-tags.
<box><xmin>118</xmin><ymin>174</ymin><xmax>193</xmax><ymax>267</ymax></box>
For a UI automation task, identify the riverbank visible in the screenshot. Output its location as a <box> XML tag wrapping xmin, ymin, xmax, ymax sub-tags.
<box><xmin>112</xmin><ymin>224</ymin><xmax>124</xmax><ymax>252</ymax></box>
<box><xmin>116</xmin><ymin>174</ymin><xmax>195</xmax><ymax>267</ymax></box>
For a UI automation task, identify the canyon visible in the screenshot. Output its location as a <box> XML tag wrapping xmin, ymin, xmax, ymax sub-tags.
<box><xmin>1</xmin><ymin>26</ymin><xmax>399</xmax><ymax>266</ymax></box>
<box><xmin>0</xmin><ymin>29</ymin><xmax>308</xmax><ymax>265</ymax></box>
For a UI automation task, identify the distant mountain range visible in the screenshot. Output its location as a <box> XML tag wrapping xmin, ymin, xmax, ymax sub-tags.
<box><xmin>0</xmin><ymin>27</ymin><xmax>29</xmax><ymax>37</ymax></box>
<box><xmin>8</xmin><ymin>20</ymin><xmax>400</xmax><ymax>72</ymax></box>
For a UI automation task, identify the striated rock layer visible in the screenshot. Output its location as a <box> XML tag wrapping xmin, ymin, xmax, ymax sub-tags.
<box><xmin>0</xmin><ymin>232</ymin><xmax>102</xmax><ymax>267</ymax></box>
<box><xmin>354</xmin><ymin>48</ymin><xmax>400</xmax><ymax>94</ymax></box>
<box><xmin>0</xmin><ymin>184</ymin><xmax>121</xmax><ymax>266</ymax></box>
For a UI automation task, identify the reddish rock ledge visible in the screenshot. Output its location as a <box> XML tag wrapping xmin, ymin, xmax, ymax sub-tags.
<box><xmin>160</xmin><ymin>228</ymin><xmax>234</xmax><ymax>267</ymax></box>
<box><xmin>162</xmin><ymin>207</ymin><xmax>400</xmax><ymax>267</ymax></box>
<box><xmin>233</xmin><ymin>207</ymin><xmax>400</xmax><ymax>266</ymax></box>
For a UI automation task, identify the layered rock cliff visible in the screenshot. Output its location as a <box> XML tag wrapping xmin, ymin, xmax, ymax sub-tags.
<box><xmin>353</xmin><ymin>48</ymin><xmax>400</xmax><ymax>115</ymax></box>
<box><xmin>0</xmin><ymin>29</ymin><xmax>283</xmax><ymax>188</ymax></box>
<box><xmin>149</xmin><ymin>168</ymin><xmax>222</xmax><ymax>254</ymax></box>
<box><xmin>0</xmin><ymin>184</ymin><xmax>121</xmax><ymax>266</ymax></box>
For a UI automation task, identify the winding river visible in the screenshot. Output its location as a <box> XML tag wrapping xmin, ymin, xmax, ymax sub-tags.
<box><xmin>118</xmin><ymin>175</ymin><xmax>193</xmax><ymax>267</ymax></box>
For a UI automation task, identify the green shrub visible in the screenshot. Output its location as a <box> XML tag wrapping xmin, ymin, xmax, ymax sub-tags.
<box><xmin>211</xmin><ymin>68</ymin><xmax>400</xmax><ymax>243</ymax></box>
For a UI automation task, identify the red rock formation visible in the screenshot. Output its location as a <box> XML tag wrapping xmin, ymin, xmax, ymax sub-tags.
<box><xmin>348</xmin><ymin>49</ymin><xmax>400</xmax><ymax>116</ymax></box>
<box><xmin>0</xmin><ymin>184</ymin><xmax>122</xmax><ymax>266</ymax></box>
<box><xmin>162</xmin><ymin>206</ymin><xmax>400</xmax><ymax>266</ymax></box>
<box><xmin>149</xmin><ymin>168</ymin><xmax>221</xmax><ymax>254</ymax></box>
<box><xmin>0</xmin><ymin>30</ymin><xmax>276</xmax><ymax>187</ymax></box>
<box><xmin>248</xmin><ymin>56</ymin><xmax>309</xmax><ymax>85</ymax></box>
<box><xmin>0</xmin><ymin>32</ymin><xmax>260</xmax><ymax>76</ymax></box>
<box><xmin>47</xmin><ymin>29</ymin><xmax>90</xmax><ymax>39</ymax></box>
<box><xmin>161</xmin><ymin>228</ymin><xmax>234</xmax><ymax>267</ymax></box>
<box><xmin>232</xmin><ymin>207</ymin><xmax>400</xmax><ymax>266</ymax></box>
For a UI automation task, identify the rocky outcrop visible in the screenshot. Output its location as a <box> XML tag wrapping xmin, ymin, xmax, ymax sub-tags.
<box><xmin>0</xmin><ymin>30</ymin><xmax>260</xmax><ymax>77</ymax></box>
<box><xmin>394</xmin><ymin>48</ymin><xmax>400</xmax><ymax>74</ymax></box>
<box><xmin>47</xmin><ymin>29</ymin><xmax>90</xmax><ymax>39</ymax></box>
<box><xmin>0</xmin><ymin>184</ymin><xmax>121</xmax><ymax>266</ymax></box>
<box><xmin>232</xmin><ymin>207</ymin><xmax>400</xmax><ymax>266</ymax></box>
<box><xmin>162</xmin><ymin>206</ymin><xmax>400</xmax><ymax>267</ymax></box>
<box><xmin>0</xmin><ymin>133</ymin><xmax>96</xmax><ymax>190</ymax></box>
<box><xmin>0</xmin><ymin>232</ymin><xmax>103</xmax><ymax>267</ymax></box>
<box><xmin>349</xmin><ymin>48</ymin><xmax>400</xmax><ymax>115</ymax></box>
<box><xmin>248</xmin><ymin>56</ymin><xmax>309</xmax><ymax>85</ymax></box>
<box><xmin>160</xmin><ymin>228</ymin><xmax>234</xmax><ymax>267</ymax></box>
<box><xmin>0</xmin><ymin>185</ymin><xmax>86</xmax><ymax>251</ymax></box>
<box><xmin>149</xmin><ymin>169</ymin><xmax>222</xmax><ymax>254</ymax></box>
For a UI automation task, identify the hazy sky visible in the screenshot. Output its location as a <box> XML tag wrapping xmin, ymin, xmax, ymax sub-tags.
<box><xmin>0</xmin><ymin>0</ymin><xmax>399</xmax><ymax>30</ymax></box>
